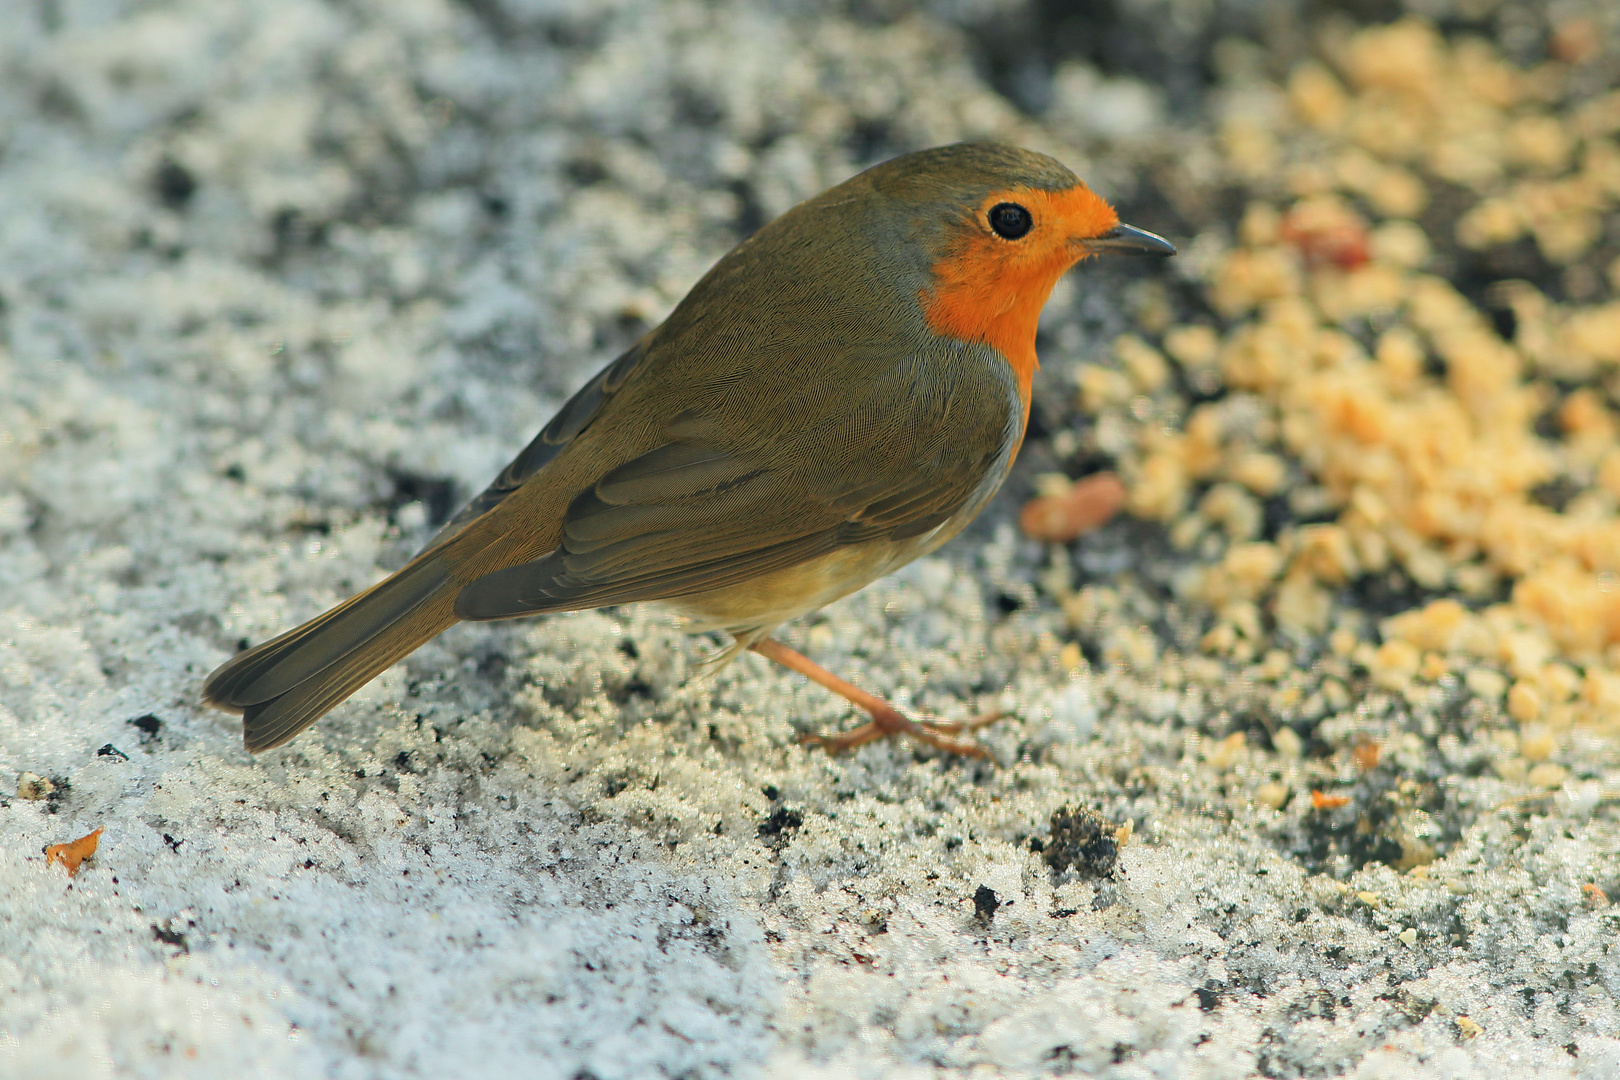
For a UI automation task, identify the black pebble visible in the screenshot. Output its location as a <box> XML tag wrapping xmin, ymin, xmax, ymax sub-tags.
<box><xmin>758</xmin><ymin>807</ymin><xmax>803</xmax><ymax>839</ymax></box>
<box><xmin>1044</xmin><ymin>806</ymin><xmax>1122</xmax><ymax>878</ymax></box>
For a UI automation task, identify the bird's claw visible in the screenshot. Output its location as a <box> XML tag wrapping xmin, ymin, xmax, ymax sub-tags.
<box><xmin>802</xmin><ymin>707</ymin><xmax>1003</xmax><ymax>758</ymax></box>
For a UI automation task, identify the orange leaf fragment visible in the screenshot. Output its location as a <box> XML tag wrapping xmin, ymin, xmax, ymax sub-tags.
<box><xmin>1310</xmin><ymin>789</ymin><xmax>1351</xmax><ymax>810</ymax></box>
<box><xmin>1019</xmin><ymin>473</ymin><xmax>1127</xmax><ymax>543</ymax></box>
<box><xmin>45</xmin><ymin>827</ymin><xmax>103</xmax><ymax>877</ymax></box>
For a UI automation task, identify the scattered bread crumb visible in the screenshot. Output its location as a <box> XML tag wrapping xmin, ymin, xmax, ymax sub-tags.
<box><xmin>1311</xmin><ymin>790</ymin><xmax>1351</xmax><ymax>810</ymax></box>
<box><xmin>1019</xmin><ymin>473</ymin><xmax>1127</xmax><ymax>543</ymax></box>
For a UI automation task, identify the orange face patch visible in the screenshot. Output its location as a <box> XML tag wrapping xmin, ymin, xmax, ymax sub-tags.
<box><xmin>921</xmin><ymin>185</ymin><xmax>1119</xmax><ymax>413</ymax></box>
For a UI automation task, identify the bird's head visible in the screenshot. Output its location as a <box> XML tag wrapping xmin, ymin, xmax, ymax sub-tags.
<box><xmin>865</xmin><ymin>143</ymin><xmax>1174</xmax><ymax>394</ymax></box>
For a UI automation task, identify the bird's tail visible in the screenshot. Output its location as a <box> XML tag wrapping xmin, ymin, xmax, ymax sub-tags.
<box><xmin>203</xmin><ymin>553</ymin><xmax>460</xmax><ymax>752</ymax></box>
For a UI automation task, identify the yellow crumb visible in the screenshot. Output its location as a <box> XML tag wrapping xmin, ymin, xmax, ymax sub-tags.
<box><xmin>1527</xmin><ymin>762</ymin><xmax>1568</xmax><ymax>788</ymax></box>
<box><xmin>1507</xmin><ymin>681</ymin><xmax>1544</xmax><ymax>723</ymax></box>
<box><xmin>1115</xmin><ymin>334</ymin><xmax>1170</xmax><ymax>394</ymax></box>
<box><xmin>1255</xmin><ymin>782</ymin><xmax>1290</xmax><ymax>810</ymax></box>
<box><xmin>1164</xmin><ymin>324</ymin><xmax>1220</xmax><ymax>368</ymax></box>
<box><xmin>1207</xmin><ymin>731</ymin><xmax>1247</xmax><ymax>771</ymax></box>
<box><xmin>1519</xmin><ymin>728</ymin><xmax>1555</xmax><ymax>762</ymax></box>
<box><xmin>1369</xmin><ymin>640</ymin><xmax>1421</xmax><ymax>690</ymax></box>
<box><xmin>1272</xmin><ymin>726</ymin><xmax>1304</xmax><ymax>759</ymax></box>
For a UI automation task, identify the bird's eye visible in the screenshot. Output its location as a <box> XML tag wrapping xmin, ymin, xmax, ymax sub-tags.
<box><xmin>988</xmin><ymin>202</ymin><xmax>1033</xmax><ymax>240</ymax></box>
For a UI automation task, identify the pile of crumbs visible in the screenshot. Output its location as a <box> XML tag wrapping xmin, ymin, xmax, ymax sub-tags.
<box><xmin>1043</xmin><ymin>14</ymin><xmax>1620</xmax><ymax>831</ymax></box>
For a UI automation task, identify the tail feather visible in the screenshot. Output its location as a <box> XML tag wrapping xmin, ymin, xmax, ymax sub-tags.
<box><xmin>238</xmin><ymin>597</ymin><xmax>458</xmax><ymax>752</ymax></box>
<box><xmin>204</xmin><ymin>555</ymin><xmax>460</xmax><ymax>752</ymax></box>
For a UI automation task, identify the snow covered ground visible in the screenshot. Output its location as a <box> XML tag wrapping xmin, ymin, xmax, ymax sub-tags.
<box><xmin>3</xmin><ymin>1</ymin><xmax>1619</xmax><ymax>1077</ymax></box>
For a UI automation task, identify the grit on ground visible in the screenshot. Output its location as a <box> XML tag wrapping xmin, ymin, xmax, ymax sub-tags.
<box><xmin>3</xmin><ymin>1</ymin><xmax>1619</xmax><ymax>1078</ymax></box>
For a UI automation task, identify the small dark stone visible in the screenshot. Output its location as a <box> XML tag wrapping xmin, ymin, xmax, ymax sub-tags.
<box><xmin>758</xmin><ymin>807</ymin><xmax>802</xmax><ymax>839</ymax></box>
<box><xmin>1196</xmin><ymin>985</ymin><xmax>1222</xmax><ymax>1011</ymax></box>
<box><xmin>152</xmin><ymin>157</ymin><xmax>197</xmax><ymax>210</ymax></box>
<box><xmin>761</xmin><ymin>784</ymin><xmax>781</xmax><ymax>802</ymax></box>
<box><xmin>151</xmin><ymin>924</ymin><xmax>189</xmax><ymax>952</ymax></box>
<box><xmin>44</xmin><ymin>776</ymin><xmax>71</xmax><ymax>813</ymax></box>
<box><xmin>973</xmin><ymin>884</ymin><xmax>1000</xmax><ymax>922</ymax></box>
<box><xmin>1044</xmin><ymin>805</ymin><xmax>1122</xmax><ymax>878</ymax></box>
<box><xmin>128</xmin><ymin>714</ymin><xmax>163</xmax><ymax>744</ymax></box>
<box><xmin>602</xmin><ymin>667</ymin><xmax>653</xmax><ymax>704</ymax></box>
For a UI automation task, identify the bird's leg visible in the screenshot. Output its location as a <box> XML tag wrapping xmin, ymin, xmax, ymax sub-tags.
<box><xmin>749</xmin><ymin>636</ymin><xmax>1000</xmax><ymax>758</ymax></box>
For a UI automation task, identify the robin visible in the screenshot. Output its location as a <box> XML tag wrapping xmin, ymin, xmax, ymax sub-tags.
<box><xmin>204</xmin><ymin>143</ymin><xmax>1174</xmax><ymax>756</ymax></box>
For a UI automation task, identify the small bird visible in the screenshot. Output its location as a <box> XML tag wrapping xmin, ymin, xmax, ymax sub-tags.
<box><xmin>204</xmin><ymin>143</ymin><xmax>1173</xmax><ymax>755</ymax></box>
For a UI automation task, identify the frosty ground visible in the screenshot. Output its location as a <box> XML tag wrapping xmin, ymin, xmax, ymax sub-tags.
<box><xmin>3</xmin><ymin>1</ymin><xmax>1619</xmax><ymax>1077</ymax></box>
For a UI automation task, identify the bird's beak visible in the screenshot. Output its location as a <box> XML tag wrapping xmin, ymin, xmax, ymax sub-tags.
<box><xmin>1082</xmin><ymin>222</ymin><xmax>1177</xmax><ymax>257</ymax></box>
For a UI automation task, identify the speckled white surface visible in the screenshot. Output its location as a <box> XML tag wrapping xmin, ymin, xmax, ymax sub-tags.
<box><xmin>4</xmin><ymin>1</ymin><xmax>1620</xmax><ymax>1077</ymax></box>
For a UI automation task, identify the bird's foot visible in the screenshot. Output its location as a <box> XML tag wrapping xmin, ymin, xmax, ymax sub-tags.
<box><xmin>801</xmin><ymin>704</ymin><xmax>1002</xmax><ymax>758</ymax></box>
<box><xmin>748</xmin><ymin>635</ymin><xmax>1000</xmax><ymax>759</ymax></box>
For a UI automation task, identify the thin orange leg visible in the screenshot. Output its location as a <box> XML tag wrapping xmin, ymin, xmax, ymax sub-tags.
<box><xmin>749</xmin><ymin>637</ymin><xmax>1001</xmax><ymax>758</ymax></box>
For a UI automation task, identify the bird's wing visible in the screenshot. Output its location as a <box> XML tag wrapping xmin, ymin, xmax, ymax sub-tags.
<box><xmin>416</xmin><ymin>342</ymin><xmax>647</xmax><ymax>554</ymax></box>
<box><xmin>452</xmin><ymin>345</ymin><xmax>1019</xmax><ymax>619</ymax></box>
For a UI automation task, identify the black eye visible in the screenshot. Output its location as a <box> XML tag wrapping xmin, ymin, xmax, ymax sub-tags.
<box><xmin>988</xmin><ymin>202</ymin><xmax>1033</xmax><ymax>240</ymax></box>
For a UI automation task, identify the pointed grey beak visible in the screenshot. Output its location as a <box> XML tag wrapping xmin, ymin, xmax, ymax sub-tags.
<box><xmin>1085</xmin><ymin>222</ymin><xmax>1176</xmax><ymax>257</ymax></box>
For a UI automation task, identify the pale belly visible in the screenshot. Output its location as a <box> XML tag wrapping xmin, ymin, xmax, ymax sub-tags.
<box><xmin>661</xmin><ymin>526</ymin><xmax>956</xmax><ymax>635</ymax></box>
<box><xmin>661</xmin><ymin>443</ymin><xmax>1018</xmax><ymax>639</ymax></box>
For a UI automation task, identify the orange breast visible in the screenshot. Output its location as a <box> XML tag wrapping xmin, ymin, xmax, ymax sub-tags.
<box><xmin>920</xmin><ymin>185</ymin><xmax>1118</xmax><ymax>422</ymax></box>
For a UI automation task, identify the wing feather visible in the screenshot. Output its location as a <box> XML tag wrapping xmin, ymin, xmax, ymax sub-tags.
<box><xmin>449</xmin><ymin>336</ymin><xmax>1022</xmax><ymax>624</ymax></box>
